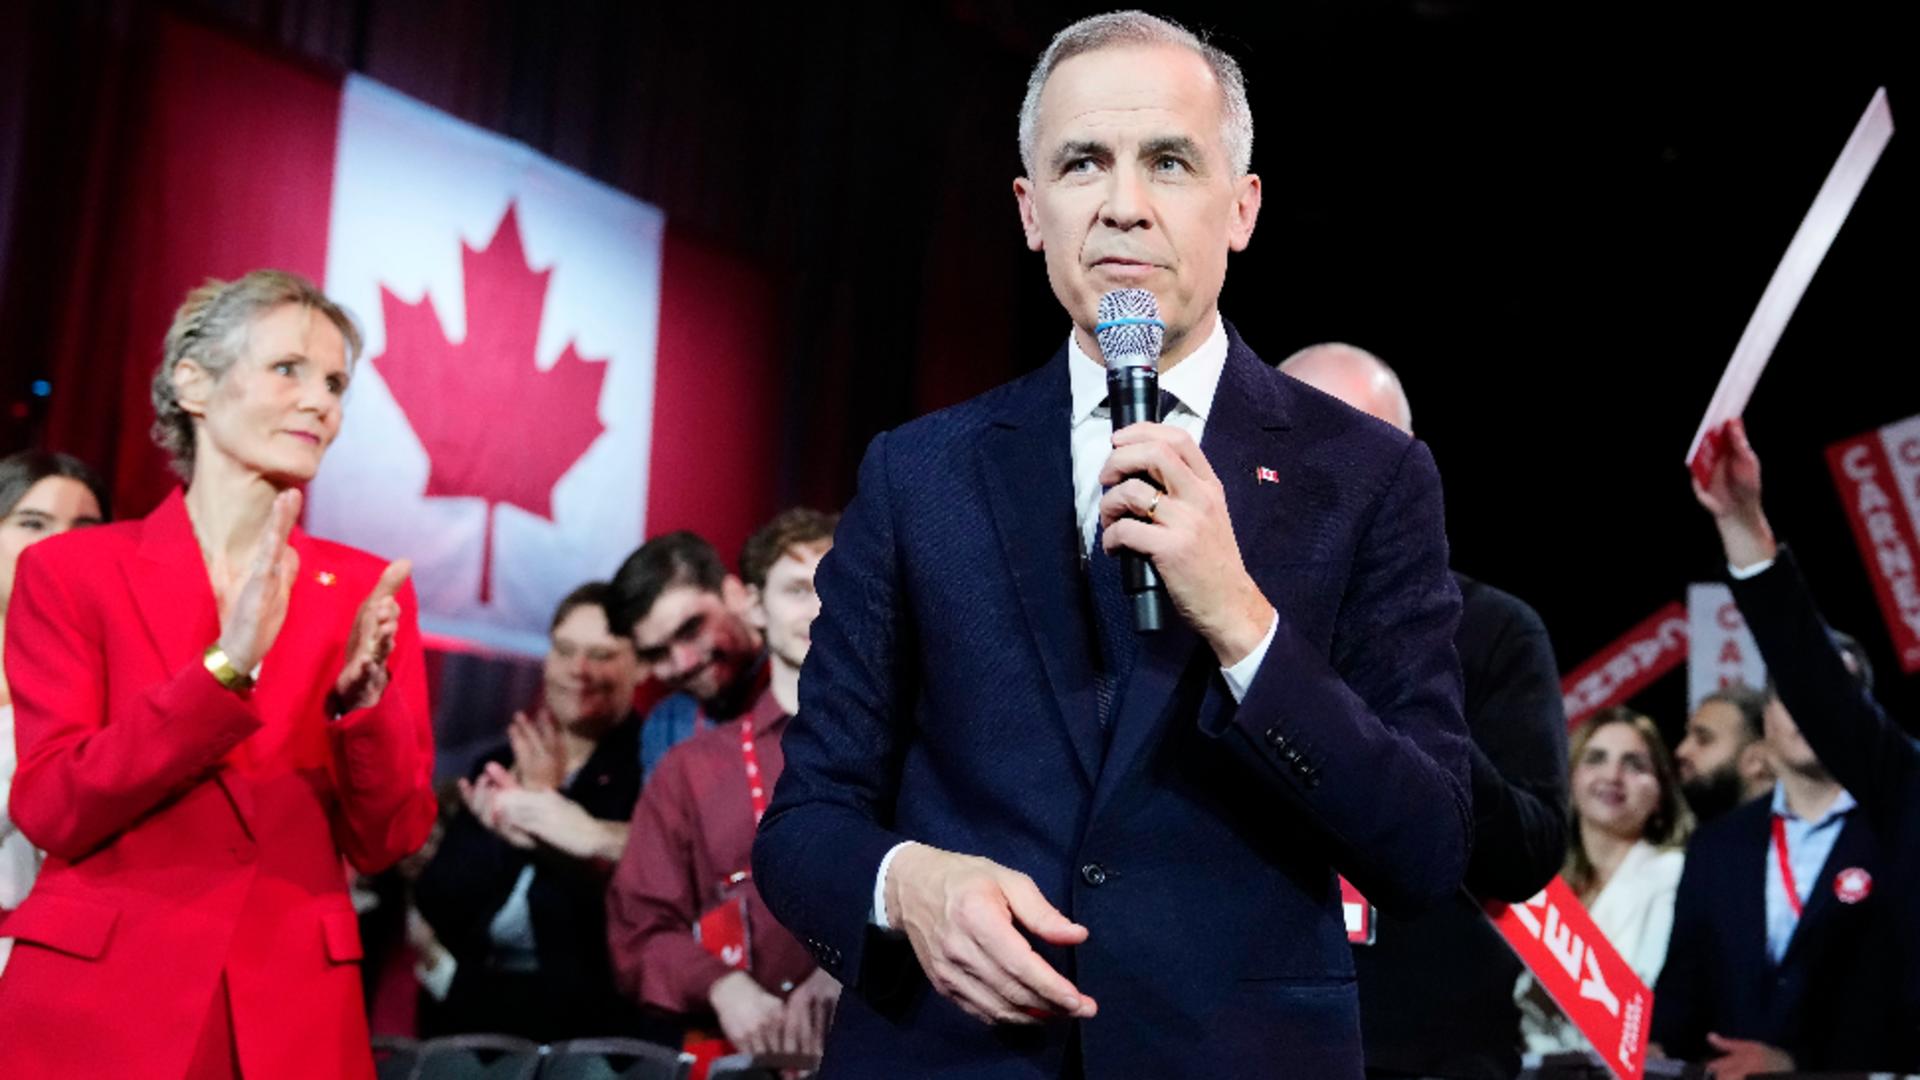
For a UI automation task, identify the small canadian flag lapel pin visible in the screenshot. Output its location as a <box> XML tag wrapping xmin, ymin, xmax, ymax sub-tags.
<box><xmin>1256</xmin><ymin>466</ymin><xmax>1279</xmax><ymax>484</ymax></box>
<box><xmin>316</xmin><ymin>571</ymin><xmax>336</xmax><ymax>587</ymax></box>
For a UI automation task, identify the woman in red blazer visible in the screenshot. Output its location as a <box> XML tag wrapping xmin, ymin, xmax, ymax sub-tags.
<box><xmin>0</xmin><ymin>271</ymin><xmax>437</xmax><ymax>1079</ymax></box>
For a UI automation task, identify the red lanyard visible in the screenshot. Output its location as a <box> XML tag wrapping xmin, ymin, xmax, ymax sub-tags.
<box><xmin>1770</xmin><ymin>814</ymin><xmax>1804</xmax><ymax>919</ymax></box>
<box><xmin>739</xmin><ymin>721</ymin><xmax>769</xmax><ymax>826</ymax></box>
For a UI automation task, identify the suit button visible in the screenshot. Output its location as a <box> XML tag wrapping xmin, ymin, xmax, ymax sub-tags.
<box><xmin>1081</xmin><ymin>862</ymin><xmax>1108</xmax><ymax>887</ymax></box>
<box><xmin>1264</xmin><ymin>727</ymin><xmax>1287</xmax><ymax>749</ymax></box>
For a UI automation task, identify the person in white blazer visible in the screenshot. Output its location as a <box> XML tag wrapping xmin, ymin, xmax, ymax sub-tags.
<box><xmin>1519</xmin><ymin>706</ymin><xmax>1695</xmax><ymax>1057</ymax></box>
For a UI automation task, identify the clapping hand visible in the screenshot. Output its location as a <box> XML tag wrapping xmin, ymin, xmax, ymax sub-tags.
<box><xmin>457</xmin><ymin>763</ymin><xmax>536</xmax><ymax>849</ymax></box>
<box><xmin>216</xmin><ymin>488</ymin><xmax>303</xmax><ymax>674</ymax></box>
<box><xmin>508</xmin><ymin>709</ymin><xmax>569</xmax><ymax>791</ymax></box>
<box><xmin>329</xmin><ymin>558</ymin><xmax>413</xmax><ymax>716</ymax></box>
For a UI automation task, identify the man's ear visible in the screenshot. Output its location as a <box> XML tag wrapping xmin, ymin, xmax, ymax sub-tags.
<box><xmin>1737</xmin><ymin>741</ymin><xmax>1776</xmax><ymax>788</ymax></box>
<box><xmin>1227</xmin><ymin>172</ymin><xmax>1262</xmax><ymax>252</ymax></box>
<box><xmin>743</xmin><ymin>583</ymin><xmax>768</xmax><ymax>631</ymax></box>
<box><xmin>1013</xmin><ymin>176</ymin><xmax>1045</xmax><ymax>252</ymax></box>
<box><xmin>720</xmin><ymin>574</ymin><xmax>752</xmax><ymax>615</ymax></box>
<box><xmin>172</xmin><ymin>357</ymin><xmax>214</xmax><ymax>418</ymax></box>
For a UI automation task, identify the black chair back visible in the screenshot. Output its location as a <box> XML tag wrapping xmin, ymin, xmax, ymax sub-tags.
<box><xmin>413</xmin><ymin>1034</ymin><xmax>544</xmax><ymax>1080</ymax></box>
<box><xmin>540</xmin><ymin>1037</ymin><xmax>692</xmax><ymax>1080</ymax></box>
<box><xmin>372</xmin><ymin>1035</ymin><xmax>421</xmax><ymax>1080</ymax></box>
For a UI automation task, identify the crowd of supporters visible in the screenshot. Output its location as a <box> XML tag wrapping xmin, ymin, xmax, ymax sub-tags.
<box><xmin>1</xmin><ymin>377</ymin><xmax>1916</xmax><ymax>1078</ymax></box>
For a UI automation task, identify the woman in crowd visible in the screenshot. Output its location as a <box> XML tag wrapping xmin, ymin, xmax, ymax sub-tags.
<box><xmin>0</xmin><ymin>451</ymin><xmax>109</xmax><ymax>977</ymax></box>
<box><xmin>0</xmin><ymin>271</ymin><xmax>436</xmax><ymax>1079</ymax></box>
<box><xmin>414</xmin><ymin>582</ymin><xmax>655</xmax><ymax>1043</ymax></box>
<box><xmin>1519</xmin><ymin>706</ymin><xmax>1694</xmax><ymax>1057</ymax></box>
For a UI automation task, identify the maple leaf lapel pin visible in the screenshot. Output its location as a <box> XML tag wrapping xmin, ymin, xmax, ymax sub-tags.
<box><xmin>1257</xmin><ymin>466</ymin><xmax>1279</xmax><ymax>484</ymax></box>
<box><xmin>371</xmin><ymin>202</ymin><xmax>610</xmax><ymax>605</ymax></box>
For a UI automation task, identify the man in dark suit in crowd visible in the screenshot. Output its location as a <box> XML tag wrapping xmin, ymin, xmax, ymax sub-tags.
<box><xmin>1675</xmin><ymin>684</ymin><xmax>1774</xmax><ymax>824</ymax></box>
<box><xmin>1282</xmin><ymin>342</ymin><xmax>1569</xmax><ymax>1080</ymax></box>
<box><xmin>1652</xmin><ymin>416</ymin><xmax>1918</xmax><ymax>1077</ymax></box>
<box><xmin>414</xmin><ymin>583</ymin><xmax>653</xmax><ymax>1042</ymax></box>
<box><xmin>753</xmin><ymin>12</ymin><xmax>1472</xmax><ymax>1079</ymax></box>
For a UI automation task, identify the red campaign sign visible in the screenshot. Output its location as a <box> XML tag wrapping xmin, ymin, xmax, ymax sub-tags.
<box><xmin>1827</xmin><ymin>418</ymin><xmax>1920</xmax><ymax>673</ymax></box>
<box><xmin>1560</xmin><ymin>603</ymin><xmax>1690</xmax><ymax>729</ymax></box>
<box><xmin>1488</xmin><ymin>879</ymin><xmax>1651</xmax><ymax>1080</ymax></box>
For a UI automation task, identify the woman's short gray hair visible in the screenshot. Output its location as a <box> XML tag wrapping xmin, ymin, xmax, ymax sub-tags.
<box><xmin>150</xmin><ymin>269</ymin><xmax>362</xmax><ymax>481</ymax></box>
<box><xmin>1017</xmin><ymin>10</ymin><xmax>1254</xmax><ymax>178</ymax></box>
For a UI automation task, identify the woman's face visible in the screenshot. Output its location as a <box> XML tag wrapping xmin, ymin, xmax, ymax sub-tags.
<box><xmin>1573</xmin><ymin>721</ymin><xmax>1663</xmax><ymax>842</ymax></box>
<box><xmin>185</xmin><ymin>302</ymin><xmax>349</xmax><ymax>485</ymax></box>
<box><xmin>0</xmin><ymin>476</ymin><xmax>105</xmax><ymax>610</ymax></box>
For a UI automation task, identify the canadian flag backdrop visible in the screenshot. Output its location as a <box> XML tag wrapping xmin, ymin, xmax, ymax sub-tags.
<box><xmin>59</xmin><ymin>18</ymin><xmax>778</xmax><ymax>654</ymax></box>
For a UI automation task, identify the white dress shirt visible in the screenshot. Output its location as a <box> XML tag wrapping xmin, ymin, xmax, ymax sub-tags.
<box><xmin>872</xmin><ymin>315</ymin><xmax>1277</xmax><ymax>928</ymax></box>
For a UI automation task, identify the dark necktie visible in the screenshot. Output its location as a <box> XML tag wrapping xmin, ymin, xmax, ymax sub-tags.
<box><xmin>1087</xmin><ymin>388</ymin><xmax>1181</xmax><ymax>726</ymax></box>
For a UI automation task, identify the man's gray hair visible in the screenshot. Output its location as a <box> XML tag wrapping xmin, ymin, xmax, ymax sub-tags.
<box><xmin>1018</xmin><ymin>10</ymin><xmax>1254</xmax><ymax>178</ymax></box>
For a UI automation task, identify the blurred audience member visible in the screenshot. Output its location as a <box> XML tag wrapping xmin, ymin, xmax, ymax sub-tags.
<box><xmin>1519</xmin><ymin>707</ymin><xmax>1691</xmax><ymax>1057</ymax></box>
<box><xmin>610</xmin><ymin>532</ymin><xmax>768</xmax><ymax>779</ymax></box>
<box><xmin>608</xmin><ymin>509</ymin><xmax>840</xmax><ymax>1061</ymax></box>
<box><xmin>1283</xmin><ymin>343</ymin><xmax>1569</xmax><ymax>1080</ymax></box>
<box><xmin>414</xmin><ymin>583</ymin><xmax>652</xmax><ymax>1042</ymax></box>
<box><xmin>0</xmin><ymin>451</ymin><xmax>108</xmax><ymax>977</ymax></box>
<box><xmin>1675</xmin><ymin>683</ymin><xmax>1774</xmax><ymax>823</ymax></box>
<box><xmin>1652</xmin><ymin>416</ymin><xmax>1917</xmax><ymax>1076</ymax></box>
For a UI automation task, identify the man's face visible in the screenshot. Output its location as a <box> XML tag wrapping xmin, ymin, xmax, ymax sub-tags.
<box><xmin>1674</xmin><ymin>700</ymin><xmax>1751</xmax><ymax>788</ymax></box>
<box><xmin>631</xmin><ymin>579</ymin><xmax>761</xmax><ymax>704</ymax></box>
<box><xmin>1676</xmin><ymin>699</ymin><xmax>1760</xmax><ymax>817</ymax></box>
<box><xmin>1013</xmin><ymin>44</ymin><xmax>1261</xmax><ymax>364</ymax></box>
<box><xmin>543</xmin><ymin>603</ymin><xmax>642</xmax><ymax>731</ymax></box>
<box><xmin>750</xmin><ymin>542</ymin><xmax>828</xmax><ymax>672</ymax></box>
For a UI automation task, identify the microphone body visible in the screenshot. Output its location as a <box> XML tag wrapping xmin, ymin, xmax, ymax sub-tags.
<box><xmin>1094</xmin><ymin>289</ymin><xmax>1170</xmax><ymax>633</ymax></box>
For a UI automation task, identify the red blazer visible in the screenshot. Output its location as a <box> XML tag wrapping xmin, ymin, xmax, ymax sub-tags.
<box><xmin>0</xmin><ymin>489</ymin><xmax>436</xmax><ymax>1079</ymax></box>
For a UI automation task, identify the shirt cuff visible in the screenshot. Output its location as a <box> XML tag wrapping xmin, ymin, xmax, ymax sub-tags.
<box><xmin>871</xmin><ymin>840</ymin><xmax>914</xmax><ymax>930</ymax></box>
<box><xmin>1728</xmin><ymin>556</ymin><xmax>1776</xmax><ymax>580</ymax></box>
<box><xmin>1220</xmin><ymin>615</ymin><xmax>1277</xmax><ymax>703</ymax></box>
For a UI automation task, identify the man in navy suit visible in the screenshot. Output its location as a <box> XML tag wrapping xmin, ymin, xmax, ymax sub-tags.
<box><xmin>1652</xmin><ymin>417</ymin><xmax>1918</xmax><ymax>1076</ymax></box>
<box><xmin>753</xmin><ymin>12</ymin><xmax>1472</xmax><ymax>1078</ymax></box>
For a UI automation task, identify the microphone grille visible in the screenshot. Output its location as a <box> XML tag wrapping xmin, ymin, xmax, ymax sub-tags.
<box><xmin>1095</xmin><ymin>289</ymin><xmax>1163</xmax><ymax>368</ymax></box>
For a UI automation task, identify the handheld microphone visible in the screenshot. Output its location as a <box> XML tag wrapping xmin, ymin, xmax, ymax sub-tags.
<box><xmin>1095</xmin><ymin>289</ymin><xmax>1169</xmax><ymax>633</ymax></box>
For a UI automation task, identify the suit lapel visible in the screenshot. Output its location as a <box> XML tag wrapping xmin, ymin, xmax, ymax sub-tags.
<box><xmin>123</xmin><ymin>488</ymin><xmax>261</xmax><ymax>838</ymax></box>
<box><xmin>1090</xmin><ymin>329</ymin><xmax>1291</xmax><ymax>821</ymax></box>
<box><xmin>976</xmin><ymin>350</ymin><xmax>1104</xmax><ymax>787</ymax></box>
<box><xmin>124</xmin><ymin>489</ymin><xmax>221</xmax><ymax>678</ymax></box>
<box><xmin>1779</xmin><ymin>810</ymin><xmax>1869</xmax><ymax>970</ymax></box>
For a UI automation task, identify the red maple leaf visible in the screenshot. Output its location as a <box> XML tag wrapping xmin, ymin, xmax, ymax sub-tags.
<box><xmin>373</xmin><ymin>203</ymin><xmax>607</xmax><ymax>604</ymax></box>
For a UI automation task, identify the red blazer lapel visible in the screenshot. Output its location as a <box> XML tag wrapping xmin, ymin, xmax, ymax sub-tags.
<box><xmin>122</xmin><ymin>489</ymin><xmax>222</xmax><ymax>679</ymax></box>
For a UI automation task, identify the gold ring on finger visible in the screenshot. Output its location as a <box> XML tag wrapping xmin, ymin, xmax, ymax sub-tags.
<box><xmin>1147</xmin><ymin>490</ymin><xmax>1161</xmax><ymax>522</ymax></box>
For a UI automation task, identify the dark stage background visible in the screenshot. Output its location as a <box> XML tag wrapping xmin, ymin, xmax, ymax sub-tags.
<box><xmin>1</xmin><ymin>0</ymin><xmax>1914</xmax><ymax>738</ymax></box>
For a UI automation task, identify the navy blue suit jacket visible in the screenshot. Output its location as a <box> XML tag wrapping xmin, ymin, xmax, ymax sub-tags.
<box><xmin>753</xmin><ymin>328</ymin><xmax>1472</xmax><ymax>1079</ymax></box>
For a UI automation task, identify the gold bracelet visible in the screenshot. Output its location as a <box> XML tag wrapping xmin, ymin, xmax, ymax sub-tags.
<box><xmin>203</xmin><ymin>643</ymin><xmax>255</xmax><ymax>693</ymax></box>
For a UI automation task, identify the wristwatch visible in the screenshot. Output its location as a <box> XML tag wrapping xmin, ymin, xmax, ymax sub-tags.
<box><xmin>203</xmin><ymin>643</ymin><xmax>255</xmax><ymax>694</ymax></box>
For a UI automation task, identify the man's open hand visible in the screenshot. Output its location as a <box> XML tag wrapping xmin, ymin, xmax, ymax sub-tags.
<box><xmin>884</xmin><ymin>843</ymin><xmax>1097</xmax><ymax>1026</ymax></box>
